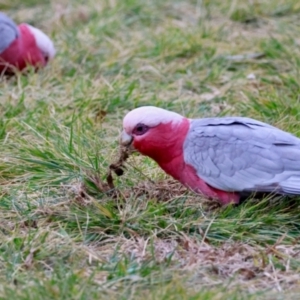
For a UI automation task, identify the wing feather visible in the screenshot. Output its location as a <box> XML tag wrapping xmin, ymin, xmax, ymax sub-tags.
<box><xmin>184</xmin><ymin>117</ymin><xmax>300</xmax><ymax>194</ymax></box>
<box><xmin>0</xmin><ymin>13</ymin><xmax>19</xmax><ymax>54</ymax></box>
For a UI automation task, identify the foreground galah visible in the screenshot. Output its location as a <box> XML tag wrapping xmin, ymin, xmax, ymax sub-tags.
<box><xmin>121</xmin><ymin>106</ymin><xmax>300</xmax><ymax>205</ymax></box>
<box><xmin>0</xmin><ymin>12</ymin><xmax>55</xmax><ymax>74</ymax></box>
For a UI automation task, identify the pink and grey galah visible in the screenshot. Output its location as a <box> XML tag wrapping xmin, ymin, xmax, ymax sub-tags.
<box><xmin>121</xmin><ymin>106</ymin><xmax>300</xmax><ymax>205</ymax></box>
<box><xmin>0</xmin><ymin>12</ymin><xmax>55</xmax><ymax>74</ymax></box>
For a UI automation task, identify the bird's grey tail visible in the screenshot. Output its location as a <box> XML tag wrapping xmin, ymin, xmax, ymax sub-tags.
<box><xmin>0</xmin><ymin>12</ymin><xmax>20</xmax><ymax>54</ymax></box>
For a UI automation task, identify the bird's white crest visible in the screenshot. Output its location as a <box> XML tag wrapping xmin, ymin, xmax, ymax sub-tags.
<box><xmin>26</xmin><ymin>24</ymin><xmax>56</xmax><ymax>59</ymax></box>
<box><xmin>123</xmin><ymin>106</ymin><xmax>184</xmax><ymax>132</ymax></box>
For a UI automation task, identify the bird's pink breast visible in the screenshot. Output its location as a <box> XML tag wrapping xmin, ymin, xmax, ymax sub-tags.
<box><xmin>180</xmin><ymin>163</ymin><xmax>240</xmax><ymax>205</ymax></box>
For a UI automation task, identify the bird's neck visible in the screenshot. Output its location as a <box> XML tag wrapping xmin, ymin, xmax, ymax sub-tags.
<box><xmin>18</xmin><ymin>24</ymin><xmax>46</xmax><ymax>67</ymax></box>
<box><xmin>134</xmin><ymin>118</ymin><xmax>190</xmax><ymax>179</ymax></box>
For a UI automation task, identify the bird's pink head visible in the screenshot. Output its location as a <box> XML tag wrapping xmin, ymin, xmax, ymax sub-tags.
<box><xmin>121</xmin><ymin>106</ymin><xmax>190</xmax><ymax>164</ymax></box>
<box><xmin>24</xmin><ymin>24</ymin><xmax>56</xmax><ymax>63</ymax></box>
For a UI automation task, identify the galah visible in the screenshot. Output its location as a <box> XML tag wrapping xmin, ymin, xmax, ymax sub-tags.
<box><xmin>120</xmin><ymin>106</ymin><xmax>300</xmax><ymax>205</ymax></box>
<box><xmin>0</xmin><ymin>12</ymin><xmax>55</xmax><ymax>74</ymax></box>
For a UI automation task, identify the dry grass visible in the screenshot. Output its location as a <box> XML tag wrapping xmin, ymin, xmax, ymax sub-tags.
<box><xmin>0</xmin><ymin>0</ymin><xmax>300</xmax><ymax>299</ymax></box>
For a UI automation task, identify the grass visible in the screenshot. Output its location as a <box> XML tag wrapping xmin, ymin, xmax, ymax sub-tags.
<box><xmin>0</xmin><ymin>0</ymin><xmax>300</xmax><ymax>298</ymax></box>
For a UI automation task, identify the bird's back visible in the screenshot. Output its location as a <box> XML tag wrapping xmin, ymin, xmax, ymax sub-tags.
<box><xmin>0</xmin><ymin>12</ymin><xmax>19</xmax><ymax>54</ymax></box>
<box><xmin>184</xmin><ymin>116</ymin><xmax>300</xmax><ymax>195</ymax></box>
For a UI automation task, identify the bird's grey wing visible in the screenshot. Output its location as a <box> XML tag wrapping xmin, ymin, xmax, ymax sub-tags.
<box><xmin>0</xmin><ymin>12</ymin><xmax>19</xmax><ymax>54</ymax></box>
<box><xmin>184</xmin><ymin>117</ymin><xmax>300</xmax><ymax>194</ymax></box>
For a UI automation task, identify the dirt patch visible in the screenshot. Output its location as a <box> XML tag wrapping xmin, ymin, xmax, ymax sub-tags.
<box><xmin>115</xmin><ymin>236</ymin><xmax>300</xmax><ymax>291</ymax></box>
<box><xmin>74</xmin><ymin>145</ymin><xmax>132</xmax><ymax>203</ymax></box>
<box><xmin>123</xmin><ymin>178</ymin><xmax>188</xmax><ymax>201</ymax></box>
<box><xmin>83</xmin><ymin>142</ymin><xmax>188</xmax><ymax>202</ymax></box>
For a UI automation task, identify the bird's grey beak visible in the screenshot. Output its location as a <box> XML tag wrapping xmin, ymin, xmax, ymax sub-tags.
<box><xmin>120</xmin><ymin>130</ymin><xmax>133</xmax><ymax>146</ymax></box>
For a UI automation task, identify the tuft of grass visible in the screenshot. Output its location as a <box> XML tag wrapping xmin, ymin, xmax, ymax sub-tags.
<box><xmin>1</xmin><ymin>0</ymin><xmax>300</xmax><ymax>298</ymax></box>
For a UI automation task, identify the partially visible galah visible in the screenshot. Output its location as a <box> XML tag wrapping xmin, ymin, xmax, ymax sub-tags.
<box><xmin>0</xmin><ymin>12</ymin><xmax>55</xmax><ymax>74</ymax></box>
<box><xmin>120</xmin><ymin>106</ymin><xmax>300</xmax><ymax>205</ymax></box>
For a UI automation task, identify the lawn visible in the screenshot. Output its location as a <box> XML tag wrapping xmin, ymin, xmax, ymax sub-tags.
<box><xmin>0</xmin><ymin>0</ymin><xmax>300</xmax><ymax>299</ymax></box>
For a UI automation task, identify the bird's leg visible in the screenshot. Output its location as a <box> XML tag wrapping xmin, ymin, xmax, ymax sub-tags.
<box><xmin>216</xmin><ymin>191</ymin><xmax>241</xmax><ymax>206</ymax></box>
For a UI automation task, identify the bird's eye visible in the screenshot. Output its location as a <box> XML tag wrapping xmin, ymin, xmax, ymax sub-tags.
<box><xmin>133</xmin><ymin>123</ymin><xmax>149</xmax><ymax>135</ymax></box>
